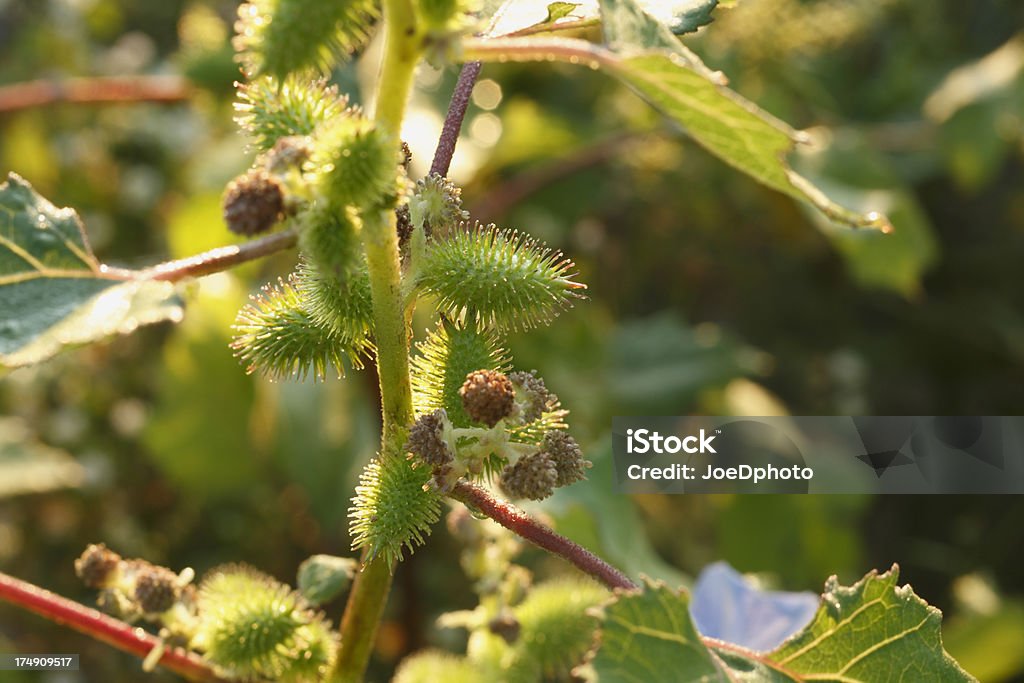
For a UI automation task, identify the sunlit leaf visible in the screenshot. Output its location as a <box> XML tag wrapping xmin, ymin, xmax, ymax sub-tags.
<box><xmin>0</xmin><ymin>174</ymin><xmax>182</xmax><ymax>368</ymax></box>
<box><xmin>769</xmin><ymin>565</ymin><xmax>976</xmax><ymax>682</ymax></box>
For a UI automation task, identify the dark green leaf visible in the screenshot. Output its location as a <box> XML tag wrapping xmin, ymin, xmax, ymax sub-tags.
<box><xmin>0</xmin><ymin>174</ymin><xmax>182</xmax><ymax>368</ymax></box>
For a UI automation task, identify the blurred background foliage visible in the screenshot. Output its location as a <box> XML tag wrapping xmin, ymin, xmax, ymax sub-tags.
<box><xmin>1</xmin><ymin>0</ymin><xmax>1023</xmax><ymax>680</ymax></box>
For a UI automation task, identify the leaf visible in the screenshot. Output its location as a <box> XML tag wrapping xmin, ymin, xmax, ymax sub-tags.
<box><xmin>546</xmin><ymin>2</ymin><xmax>581</xmax><ymax>23</ymax></box>
<box><xmin>587</xmin><ymin>569</ymin><xmax>975</xmax><ymax>682</ymax></box>
<box><xmin>595</xmin><ymin>0</ymin><xmax>890</xmax><ymax>231</ymax></box>
<box><xmin>296</xmin><ymin>554</ymin><xmax>358</xmax><ymax>605</ymax></box>
<box><xmin>0</xmin><ymin>173</ymin><xmax>183</xmax><ymax>368</ymax></box>
<box><xmin>482</xmin><ymin>0</ymin><xmax>722</xmax><ymax>37</ymax></box>
<box><xmin>0</xmin><ymin>418</ymin><xmax>84</xmax><ymax>498</ymax></box>
<box><xmin>769</xmin><ymin>565</ymin><xmax>976</xmax><ymax>682</ymax></box>
<box><xmin>587</xmin><ymin>579</ymin><xmax>731</xmax><ymax>681</ymax></box>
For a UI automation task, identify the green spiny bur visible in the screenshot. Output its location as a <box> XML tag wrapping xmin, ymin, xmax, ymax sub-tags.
<box><xmin>195</xmin><ymin>565</ymin><xmax>336</xmax><ymax>681</ymax></box>
<box><xmin>412</xmin><ymin>319</ymin><xmax>511</xmax><ymax>427</ymax></box>
<box><xmin>296</xmin><ymin>201</ymin><xmax>362</xmax><ymax>275</ymax></box>
<box><xmin>235</xmin><ymin>0</ymin><xmax>378</xmax><ymax>79</ymax></box>
<box><xmin>418</xmin><ymin>223</ymin><xmax>586</xmax><ymax>332</ymax></box>
<box><xmin>310</xmin><ymin>115</ymin><xmax>403</xmax><ymax>211</ymax></box>
<box><xmin>295</xmin><ymin>259</ymin><xmax>374</xmax><ymax>344</ymax></box>
<box><xmin>231</xmin><ymin>274</ymin><xmax>372</xmax><ymax>380</ymax></box>
<box><xmin>393</xmin><ymin>650</ymin><xmax>489</xmax><ymax>683</ymax></box>
<box><xmin>508</xmin><ymin>578</ymin><xmax>607</xmax><ymax>679</ymax></box>
<box><xmin>349</xmin><ymin>454</ymin><xmax>441</xmax><ymax>565</ymax></box>
<box><xmin>235</xmin><ymin>75</ymin><xmax>348</xmax><ymax>152</ymax></box>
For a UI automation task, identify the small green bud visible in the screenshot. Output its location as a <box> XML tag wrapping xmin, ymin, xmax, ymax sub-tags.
<box><xmin>223</xmin><ymin>169</ymin><xmax>285</xmax><ymax>236</ymax></box>
<box><xmin>500</xmin><ymin>452</ymin><xmax>558</xmax><ymax>501</ymax></box>
<box><xmin>75</xmin><ymin>544</ymin><xmax>123</xmax><ymax>589</ymax></box>
<box><xmin>460</xmin><ymin>369</ymin><xmax>515</xmax><ymax>427</ymax></box>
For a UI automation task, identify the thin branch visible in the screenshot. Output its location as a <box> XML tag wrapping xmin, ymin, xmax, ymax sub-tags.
<box><xmin>141</xmin><ymin>229</ymin><xmax>298</xmax><ymax>282</ymax></box>
<box><xmin>0</xmin><ymin>571</ymin><xmax>227</xmax><ymax>682</ymax></box>
<box><xmin>0</xmin><ymin>75</ymin><xmax>192</xmax><ymax>114</ymax></box>
<box><xmin>430</xmin><ymin>61</ymin><xmax>482</xmax><ymax>177</ymax></box>
<box><xmin>93</xmin><ymin>229</ymin><xmax>298</xmax><ymax>283</ymax></box>
<box><xmin>448</xmin><ymin>481</ymin><xmax>637</xmax><ymax>591</ymax></box>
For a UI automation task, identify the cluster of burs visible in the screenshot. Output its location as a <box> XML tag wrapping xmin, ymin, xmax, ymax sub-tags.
<box><xmin>75</xmin><ymin>544</ymin><xmax>337</xmax><ymax>681</ymax></box>
<box><xmin>221</xmin><ymin>0</ymin><xmax>591</xmax><ymax>557</ymax></box>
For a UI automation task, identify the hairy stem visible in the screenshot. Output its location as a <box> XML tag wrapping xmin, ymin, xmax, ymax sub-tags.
<box><xmin>429</xmin><ymin>61</ymin><xmax>482</xmax><ymax>177</ymax></box>
<box><xmin>0</xmin><ymin>571</ymin><xmax>228</xmax><ymax>682</ymax></box>
<box><xmin>448</xmin><ymin>481</ymin><xmax>637</xmax><ymax>591</ymax></box>
<box><xmin>331</xmin><ymin>2</ymin><xmax>421</xmax><ymax>681</ymax></box>
<box><xmin>142</xmin><ymin>230</ymin><xmax>298</xmax><ymax>281</ymax></box>
<box><xmin>0</xmin><ymin>75</ymin><xmax>191</xmax><ymax>113</ymax></box>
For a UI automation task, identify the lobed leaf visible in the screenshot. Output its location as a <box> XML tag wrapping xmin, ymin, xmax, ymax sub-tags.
<box><xmin>0</xmin><ymin>174</ymin><xmax>182</xmax><ymax>368</ymax></box>
<box><xmin>585</xmin><ymin>568</ymin><xmax>975</xmax><ymax>682</ymax></box>
<box><xmin>417</xmin><ymin>222</ymin><xmax>586</xmax><ymax>332</ymax></box>
<box><xmin>769</xmin><ymin>565</ymin><xmax>976</xmax><ymax>682</ymax></box>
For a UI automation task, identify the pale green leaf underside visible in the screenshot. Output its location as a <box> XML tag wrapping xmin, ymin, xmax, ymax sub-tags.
<box><xmin>0</xmin><ymin>173</ymin><xmax>183</xmax><ymax>368</ymax></box>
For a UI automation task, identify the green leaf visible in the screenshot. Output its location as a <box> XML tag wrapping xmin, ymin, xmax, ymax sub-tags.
<box><xmin>588</xmin><ymin>569</ymin><xmax>974</xmax><ymax>682</ymax></box>
<box><xmin>595</xmin><ymin>0</ymin><xmax>889</xmax><ymax>231</ymax></box>
<box><xmin>0</xmin><ymin>173</ymin><xmax>183</xmax><ymax>368</ymax></box>
<box><xmin>769</xmin><ymin>565</ymin><xmax>976</xmax><ymax>682</ymax></box>
<box><xmin>482</xmin><ymin>0</ymin><xmax>721</xmax><ymax>36</ymax></box>
<box><xmin>0</xmin><ymin>418</ymin><xmax>84</xmax><ymax>498</ymax></box>
<box><xmin>588</xmin><ymin>579</ymin><xmax>730</xmax><ymax>681</ymax></box>
<box><xmin>546</xmin><ymin>2</ymin><xmax>581</xmax><ymax>23</ymax></box>
<box><xmin>296</xmin><ymin>554</ymin><xmax>358</xmax><ymax>605</ymax></box>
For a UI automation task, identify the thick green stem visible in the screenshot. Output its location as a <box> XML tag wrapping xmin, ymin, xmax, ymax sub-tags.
<box><xmin>331</xmin><ymin>2</ymin><xmax>420</xmax><ymax>681</ymax></box>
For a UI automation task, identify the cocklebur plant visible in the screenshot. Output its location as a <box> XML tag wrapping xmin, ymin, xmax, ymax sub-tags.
<box><xmin>0</xmin><ymin>0</ymin><xmax>977</xmax><ymax>681</ymax></box>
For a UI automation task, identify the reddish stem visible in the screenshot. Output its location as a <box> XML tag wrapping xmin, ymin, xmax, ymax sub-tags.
<box><xmin>0</xmin><ymin>571</ymin><xmax>226</xmax><ymax>682</ymax></box>
<box><xmin>448</xmin><ymin>481</ymin><xmax>636</xmax><ymax>590</ymax></box>
<box><xmin>429</xmin><ymin>61</ymin><xmax>482</xmax><ymax>177</ymax></box>
<box><xmin>0</xmin><ymin>76</ymin><xmax>192</xmax><ymax>113</ymax></box>
<box><xmin>142</xmin><ymin>229</ymin><xmax>298</xmax><ymax>282</ymax></box>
